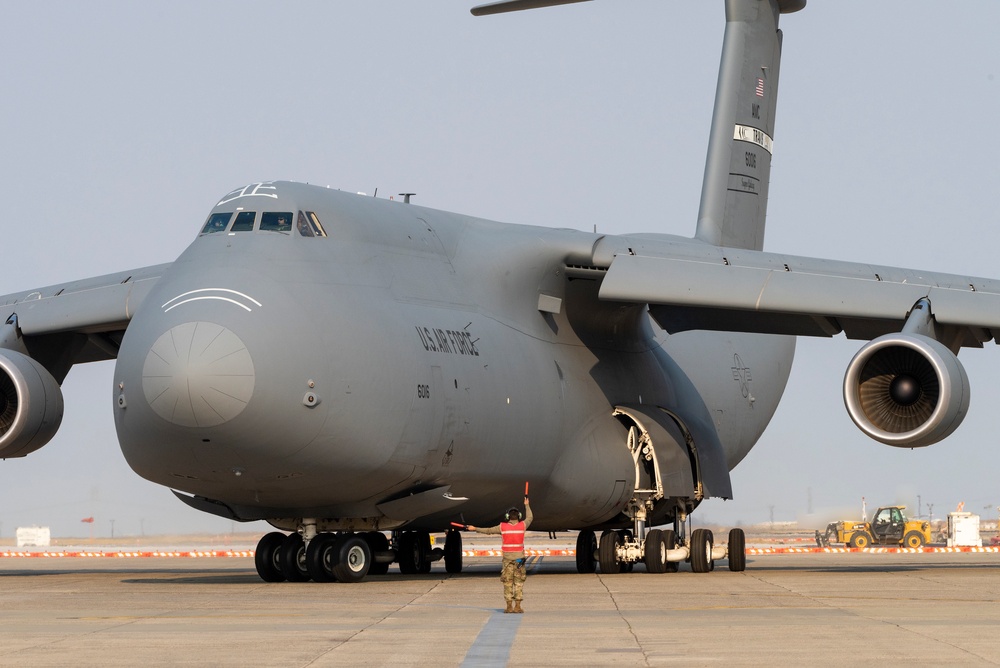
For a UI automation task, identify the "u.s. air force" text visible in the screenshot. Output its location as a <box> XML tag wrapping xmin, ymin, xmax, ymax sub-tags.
<box><xmin>415</xmin><ymin>326</ymin><xmax>480</xmax><ymax>356</ymax></box>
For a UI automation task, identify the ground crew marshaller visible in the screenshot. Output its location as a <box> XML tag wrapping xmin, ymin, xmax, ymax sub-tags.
<box><xmin>467</xmin><ymin>493</ymin><xmax>533</xmax><ymax>613</ymax></box>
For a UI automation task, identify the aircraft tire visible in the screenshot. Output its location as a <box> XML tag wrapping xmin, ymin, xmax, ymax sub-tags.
<box><xmin>363</xmin><ymin>532</ymin><xmax>390</xmax><ymax>575</ymax></box>
<box><xmin>444</xmin><ymin>529</ymin><xmax>463</xmax><ymax>573</ymax></box>
<box><xmin>331</xmin><ymin>534</ymin><xmax>372</xmax><ymax>583</ymax></box>
<box><xmin>644</xmin><ymin>529</ymin><xmax>666</xmax><ymax>574</ymax></box>
<box><xmin>598</xmin><ymin>531</ymin><xmax>621</xmax><ymax>574</ymax></box>
<box><xmin>397</xmin><ymin>531</ymin><xmax>426</xmax><ymax>574</ymax></box>
<box><xmin>254</xmin><ymin>532</ymin><xmax>287</xmax><ymax>582</ymax></box>
<box><xmin>727</xmin><ymin>528</ymin><xmax>746</xmax><ymax>572</ymax></box>
<box><xmin>903</xmin><ymin>531</ymin><xmax>925</xmax><ymax>549</ymax></box>
<box><xmin>305</xmin><ymin>533</ymin><xmax>339</xmax><ymax>583</ymax></box>
<box><xmin>690</xmin><ymin>528</ymin><xmax>713</xmax><ymax>573</ymax></box>
<box><xmin>280</xmin><ymin>533</ymin><xmax>311</xmax><ymax>582</ymax></box>
<box><xmin>662</xmin><ymin>529</ymin><xmax>679</xmax><ymax>573</ymax></box>
<box><xmin>575</xmin><ymin>530</ymin><xmax>597</xmax><ymax>573</ymax></box>
<box><xmin>417</xmin><ymin>531</ymin><xmax>433</xmax><ymax>573</ymax></box>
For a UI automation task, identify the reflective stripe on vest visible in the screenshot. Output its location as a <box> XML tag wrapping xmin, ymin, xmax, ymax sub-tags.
<box><xmin>501</xmin><ymin>521</ymin><xmax>526</xmax><ymax>552</ymax></box>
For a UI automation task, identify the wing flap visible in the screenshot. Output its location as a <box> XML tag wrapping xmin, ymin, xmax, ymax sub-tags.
<box><xmin>0</xmin><ymin>264</ymin><xmax>170</xmax><ymax>374</ymax></box>
<box><xmin>0</xmin><ymin>264</ymin><xmax>169</xmax><ymax>336</ymax></box>
<box><xmin>599</xmin><ymin>253</ymin><xmax>1000</xmax><ymax>344</ymax></box>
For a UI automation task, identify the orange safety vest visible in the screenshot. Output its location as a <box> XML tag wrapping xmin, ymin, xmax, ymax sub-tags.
<box><xmin>501</xmin><ymin>521</ymin><xmax>526</xmax><ymax>552</ymax></box>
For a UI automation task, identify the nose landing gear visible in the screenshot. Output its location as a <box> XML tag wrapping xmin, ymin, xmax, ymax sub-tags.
<box><xmin>253</xmin><ymin>527</ymin><xmax>391</xmax><ymax>583</ymax></box>
<box><xmin>252</xmin><ymin>526</ymin><xmax>458</xmax><ymax>582</ymax></box>
<box><xmin>253</xmin><ymin>532</ymin><xmax>287</xmax><ymax>582</ymax></box>
<box><xmin>330</xmin><ymin>534</ymin><xmax>373</xmax><ymax>583</ymax></box>
<box><xmin>251</xmin><ymin>531</ymin><xmax>317</xmax><ymax>582</ymax></box>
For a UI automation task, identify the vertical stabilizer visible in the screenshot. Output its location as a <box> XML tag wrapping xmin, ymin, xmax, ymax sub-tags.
<box><xmin>695</xmin><ymin>0</ymin><xmax>803</xmax><ymax>250</ymax></box>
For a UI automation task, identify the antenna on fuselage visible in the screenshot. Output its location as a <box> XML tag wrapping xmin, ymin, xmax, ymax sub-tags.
<box><xmin>399</xmin><ymin>193</ymin><xmax>416</xmax><ymax>204</ymax></box>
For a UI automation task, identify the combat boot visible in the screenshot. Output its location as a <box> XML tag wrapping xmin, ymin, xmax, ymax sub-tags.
<box><xmin>504</xmin><ymin>600</ymin><xmax>514</xmax><ymax>614</ymax></box>
<box><xmin>513</xmin><ymin>600</ymin><xmax>523</xmax><ymax>613</ymax></box>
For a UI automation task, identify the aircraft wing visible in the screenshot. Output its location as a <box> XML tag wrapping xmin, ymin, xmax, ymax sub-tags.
<box><xmin>598</xmin><ymin>248</ymin><xmax>1000</xmax><ymax>348</ymax></box>
<box><xmin>0</xmin><ymin>263</ymin><xmax>170</xmax><ymax>376</ymax></box>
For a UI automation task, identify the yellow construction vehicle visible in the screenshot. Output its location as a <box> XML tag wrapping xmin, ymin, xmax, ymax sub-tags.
<box><xmin>817</xmin><ymin>506</ymin><xmax>931</xmax><ymax>548</ymax></box>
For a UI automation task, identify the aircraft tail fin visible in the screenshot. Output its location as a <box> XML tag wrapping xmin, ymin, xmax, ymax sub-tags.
<box><xmin>695</xmin><ymin>0</ymin><xmax>804</xmax><ymax>251</ymax></box>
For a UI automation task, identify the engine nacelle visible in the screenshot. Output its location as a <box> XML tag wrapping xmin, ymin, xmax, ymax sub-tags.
<box><xmin>0</xmin><ymin>349</ymin><xmax>65</xmax><ymax>458</ymax></box>
<box><xmin>843</xmin><ymin>333</ymin><xmax>969</xmax><ymax>448</ymax></box>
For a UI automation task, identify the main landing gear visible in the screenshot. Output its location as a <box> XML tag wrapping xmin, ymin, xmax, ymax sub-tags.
<box><xmin>574</xmin><ymin>523</ymin><xmax>747</xmax><ymax>575</ymax></box>
<box><xmin>253</xmin><ymin>528</ymin><xmax>465</xmax><ymax>583</ymax></box>
<box><xmin>593</xmin><ymin>410</ymin><xmax>747</xmax><ymax>576</ymax></box>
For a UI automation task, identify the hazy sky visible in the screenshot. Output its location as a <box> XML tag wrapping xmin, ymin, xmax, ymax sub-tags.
<box><xmin>2</xmin><ymin>1</ymin><xmax>999</xmax><ymax>539</ymax></box>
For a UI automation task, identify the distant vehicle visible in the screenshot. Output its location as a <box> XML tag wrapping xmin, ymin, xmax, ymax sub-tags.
<box><xmin>818</xmin><ymin>506</ymin><xmax>930</xmax><ymax>549</ymax></box>
<box><xmin>15</xmin><ymin>526</ymin><xmax>51</xmax><ymax>548</ymax></box>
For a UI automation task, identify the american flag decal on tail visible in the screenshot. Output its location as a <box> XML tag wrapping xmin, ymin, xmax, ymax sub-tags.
<box><xmin>755</xmin><ymin>78</ymin><xmax>765</xmax><ymax>97</ymax></box>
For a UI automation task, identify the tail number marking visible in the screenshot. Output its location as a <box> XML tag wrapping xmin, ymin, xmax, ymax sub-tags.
<box><xmin>733</xmin><ymin>124</ymin><xmax>773</xmax><ymax>155</ymax></box>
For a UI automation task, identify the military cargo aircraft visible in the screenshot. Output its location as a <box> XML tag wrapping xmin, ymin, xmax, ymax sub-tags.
<box><xmin>2</xmin><ymin>0</ymin><xmax>999</xmax><ymax>581</ymax></box>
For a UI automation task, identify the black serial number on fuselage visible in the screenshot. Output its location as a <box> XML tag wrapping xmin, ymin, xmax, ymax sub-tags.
<box><xmin>415</xmin><ymin>326</ymin><xmax>480</xmax><ymax>356</ymax></box>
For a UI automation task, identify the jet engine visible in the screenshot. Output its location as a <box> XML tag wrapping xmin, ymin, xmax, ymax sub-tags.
<box><xmin>843</xmin><ymin>333</ymin><xmax>969</xmax><ymax>448</ymax></box>
<box><xmin>0</xmin><ymin>349</ymin><xmax>64</xmax><ymax>458</ymax></box>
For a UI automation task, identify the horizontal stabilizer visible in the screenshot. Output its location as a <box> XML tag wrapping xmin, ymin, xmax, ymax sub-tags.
<box><xmin>471</xmin><ymin>0</ymin><xmax>592</xmax><ymax>16</ymax></box>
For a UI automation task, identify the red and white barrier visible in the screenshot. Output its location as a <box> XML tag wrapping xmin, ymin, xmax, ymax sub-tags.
<box><xmin>746</xmin><ymin>546</ymin><xmax>1000</xmax><ymax>555</ymax></box>
<box><xmin>2</xmin><ymin>546</ymin><xmax>996</xmax><ymax>559</ymax></box>
<box><xmin>0</xmin><ymin>550</ymin><xmax>255</xmax><ymax>559</ymax></box>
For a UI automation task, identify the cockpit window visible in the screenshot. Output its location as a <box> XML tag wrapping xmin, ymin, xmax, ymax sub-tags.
<box><xmin>307</xmin><ymin>212</ymin><xmax>327</xmax><ymax>237</ymax></box>
<box><xmin>201</xmin><ymin>212</ymin><xmax>232</xmax><ymax>235</ymax></box>
<box><xmin>260</xmin><ymin>211</ymin><xmax>293</xmax><ymax>233</ymax></box>
<box><xmin>296</xmin><ymin>210</ymin><xmax>328</xmax><ymax>238</ymax></box>
<box><xmin>296</xmin><ymin>211</ymin><xmax>314</xmax><ymax>237</ymax></box>
<box><xmin>201</xmin><ymin>209</ymin><xmax>317</xmax><ymax>237</ymax></box>
<box><xmin>231</xmin><ymin>211</ymin><xmax>256</xmax><ymax>232</ymax></box>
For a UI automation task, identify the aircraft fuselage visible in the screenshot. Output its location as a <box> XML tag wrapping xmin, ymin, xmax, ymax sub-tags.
<box><xmin>112</xmin><ymin>182</ymin><xmax>794</xmax><ymax>531</ymax></box>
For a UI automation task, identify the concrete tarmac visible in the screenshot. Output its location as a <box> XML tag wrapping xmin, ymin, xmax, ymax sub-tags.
<box><xmin>2</xmin><ymin>552</ymin><xmax>1000</xmax><ymax>667</ymax></box>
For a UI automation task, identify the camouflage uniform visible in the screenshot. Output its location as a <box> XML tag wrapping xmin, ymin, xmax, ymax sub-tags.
<box><xmin>473</xmin><ymin>500</ymin><xmax>533</xmax><ymax>609</ymax></box>
<box><xmin>500</xmin><ymin>559</ymin><xmax>527</xmax><ymax>602</ymax></box>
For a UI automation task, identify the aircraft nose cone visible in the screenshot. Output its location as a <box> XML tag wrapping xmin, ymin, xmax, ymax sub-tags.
<box><xmin>141</xmin><ymin>321</ymin><xmax>255</xmax><ymax>427</ymax></box>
